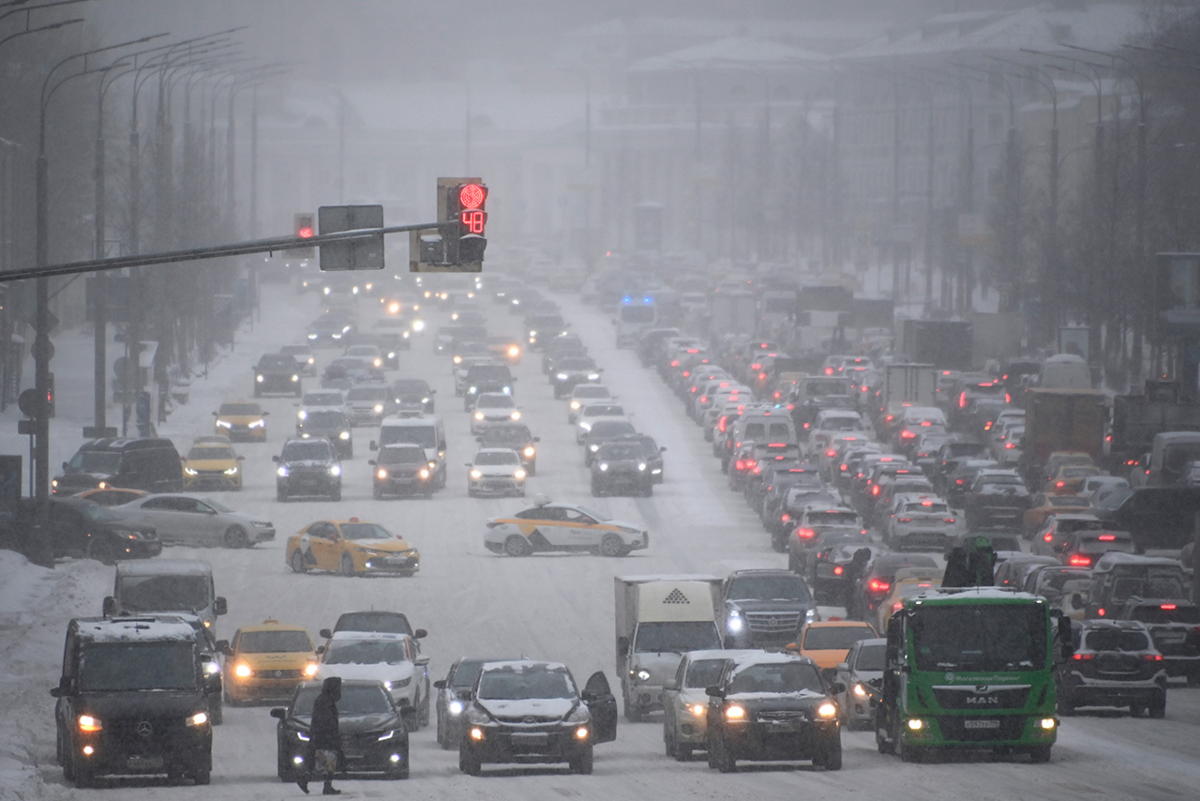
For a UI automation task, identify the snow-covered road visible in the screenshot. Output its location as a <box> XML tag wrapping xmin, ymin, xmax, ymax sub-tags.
<box><xmin>1</xmin><ymin>276</ymin><xmax>1198</xmax><ymax>801</ymax></box>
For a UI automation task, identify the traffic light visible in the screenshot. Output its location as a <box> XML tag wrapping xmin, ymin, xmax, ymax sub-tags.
<box><xmin>443</xmin><ymin>182</ymin><xmax>487</xmax><ymax>266</ymax></box>
<box><xmin>291</xmin><ymin>212</ymin><xmax>315</xmax><ymax>258</ymax></box>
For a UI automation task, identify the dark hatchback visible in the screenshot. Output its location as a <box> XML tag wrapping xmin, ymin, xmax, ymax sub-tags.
<box><xmin>705</xmin><ymin>653</ymin><xmax>843</xmax><ymax>772</ymax></box>
<box><xmin>1116</xmin><ymin>598</ymin><xmax>1200</xmax><ymax>683</ymax></box>
<box><xmin>388</xmin><ymin>378</ymin><xmax>436</xmax><ymax>415</ymax></box>
<box><xmin>591</xmin><ymin>441</ymin><xmax>654</xmax><ymax>497</ymax></box>
<box><xmin>297</xmin><ymin>409</ymin><xmax>354</xmax><ymax>459</ymax></box>
<box><xmin>254</xmin><ymin>353</ymin><xmax>303</xmax><ymax>397</ymax></box>
<box><xmin>19</xmin><ymin>496</ymin><xmax>161</xmax><ymax>565</ymax></box>
<box><xmin>1056</xmin><ymin>620</ymin><xmax>1167</xmax><ymax>717</ymax></box>
<box><xmin>370</xmin><ymin>444</ymin><xmax>435</xmax><ymax>499</ymax></box>
<box><xmin>274</xmin><ymin>438</ymin><xmax>341</xmax><ymax>502</ymax></box>
<box><xmin>272</xmin><ymin>680</ymin><xmax>410</xmax><ymax>781</ymax></box>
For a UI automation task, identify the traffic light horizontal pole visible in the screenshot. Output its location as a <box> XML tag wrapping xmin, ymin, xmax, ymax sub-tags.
<box><xmin>0</xmin><ymin>222</ymin><xmax>448</xmax><ymax>283</ymax></box>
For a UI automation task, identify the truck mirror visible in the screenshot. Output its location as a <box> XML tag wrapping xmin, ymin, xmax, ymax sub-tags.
<box><xmin>215</xmin><ymin>640</ymin><xmax>230</xmax><ymax>655</ymax></box>
<box><xmin>214</xmin><ymin>597</ymin><xmax>228</xmax><ymax>616</ymax></box>
<box><xmin>662</xmin><ymin>679</ymin><xmax>677</xmax><ymax>691</ymax></box>
<box><xmin>414</xmin><ymin>628</ymin><xmax>428</xmax><ymax>639</ymax></box>
<box><xmin>1070</xmin><ymin>593</ymin><xmax>1083</xmax><ymax>610</ymax></box>
<box><xmin>271</xmin><ymin>455</ymin><xmax>280</xmax><ymax>463</ymax></box>
<box><xmin>102</xmin><ymin>596</ymin><xmax>117</xmax><ymax>617</ymax></box>
<box><xmin>836</xmin><ymin>662</ymin><xmax>849</xmax><ymax>673</ymax></box>
<box><xmin>784</xmin><ymin>642</ymin><xmax>799</xmax><ymax>652</ymax></box>
<box><xmin>616</xmin><ymin>636</ymin><xmax>629</xmax><ymax>657</ymax></box>
<box><xmin>705</xmin><ymin>685</ymin><xmax>725</xmax><ymax>698</ymax></box>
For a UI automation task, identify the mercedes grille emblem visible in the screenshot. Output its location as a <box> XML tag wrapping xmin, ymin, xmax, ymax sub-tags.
<box><xmin>523</xmin><ymin>716</ymin><xmax>536</xmax><ymax>724</ymax></box>
<box><xmin>136</xmin><ymin>721</ymin><xmax>153</xmax><ymax>738</ymax></box>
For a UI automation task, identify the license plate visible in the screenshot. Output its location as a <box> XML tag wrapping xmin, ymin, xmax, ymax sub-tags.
<box><xmin>963</xmin><ymin>719</ymin><xmax>1001</xmax><ymax>730</ymax></box>
<box><xmin>126</xmin><ymin>755</ymin><xmax>164</xmax><ymax>770</ymax></box>
<box><xmin>511</xmin><ymin>733</ymin><xmax>549</xmax><ymax>746</ymax></box>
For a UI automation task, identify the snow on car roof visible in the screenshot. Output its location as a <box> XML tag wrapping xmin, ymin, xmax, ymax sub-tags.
<box><xmin>479</xmin><ymin>659</ymin><xmax>568</xmax><ymax>673</ymax></box>
<box><xmin>329</xmin><ymin>630</ymin><xmax>410</xmax><ymax>642</ymax></box>
<box><xmin>115</xmin><ymin>559</ymin><xmax>212</xmax><ymax>577</ymax></box>
<box><xmin>73</xmin><ymin>617</ymin><xmax>198</xmax><ymax>644</ymax></box>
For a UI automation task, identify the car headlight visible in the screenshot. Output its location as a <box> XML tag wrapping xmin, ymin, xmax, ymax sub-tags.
<box><xmin>599</xmin><ymin>463</ymin><xmax>609</xmax><ymax>471</ymax></box>
<box><xmin>454</xmin><ymin>355</ymin><xmax>463</xmax><ymax>364</ymax></box>
<box><xmin>817</xmin><ymin>703</ymin><xmax>837</xmax><ymax>719</ymax></box>
<box><xmin>570</xmin><ymin>401</ymin><xmax>582</xmax><ymax>410</ymax></box>
<box><xmin>638</xmin><ymin>462</ymin><xmax>647</xmax><ymax>471</ymax></box>
<box><xmin>724</xmin><ymin>705</ymin><xmax>746</xmax><ymax>720</ymax></box>
<box><xmin>635</xmin><ymin>669</ymin><xmax>651</xmax><ymax>682</ymax></box>
<box><xmin>690</xmin><ymin>703</ymin><xmax>706</xmax><ymax>717</ymax></box>
<box><xmin>421</xmin><ymin>397</ymin><xmax>430</xmax><ymax>404</ymax></box>
<box><xmin>523</xmin><ymin>446</ymin><xmax>535</xmax><ymax>457</ymax></box>
<box><xmin>186</xmin><ymin>711</ymin><xmax>209</xmax><ymax>727</ymax></box>
<box><xmin>78</xmin><ymin>714</ymin><xmax>102</xmax><ymax>732</ymax></box>
<box><xmin>298</xmin><ymin>410</ymin><xmax>308</xmax><ymax>420</ymax></box>
<box><xmin>383</xmin><ymin>678</ymin><xmax>411</xmax><ymax>690</ymax></box>
<box><xmin>291</xmin><ymin>374</ymin><xmax>299</xmax><ymax>382</ymax></box>
<box><xmin>339</xmin><ymin>431</ymin><xmax>350</xmax><ymax>440</ymax></box>
<box><xmin>502</xmin><ymin>386</ymin><xmax>512</xmax><ymax>395</ymax></box>
<box><xmin>510</xmin><ymin>411</ymin><xmax>521</xmax><ymax>420</ymax></box>
<box><xmin>588</xmin><ymin>373</ymin><xmax>600</xmax><ymax>380</ymax></box>
<box><xmin>203</xmin><ymin>661</ymin><xmax>221</xmax><ymax>676</ymax></box>
<box><xmin>277</xmin><ymin>466</ymin><xmax>289</xmax><ymax>477</ymax></box>
<box><xmin>224</xmin><ymin>467</ymin><xmax>239</xmax><ymax>475</ymax></box>
<box><xmin>377</xmin><ymin>729</ymin><xmax>397</xmax><ymax>741</ymax></box>
<box><xmin>470</xmin><ymin>469</ymin><xmax>483</xmax><ymax>479</ymax></box>
<box><xmin>579</xmin><ymin>421</ymin><xmax>593</xmax><ymax>431</ymax></box>
<box><xmin>184</xmin><ymin>467</ymin><xmax>198</xmax><ymax>476</ymax></box>
<box><xmin>308</xmin><ymin>357</ymin><xmax>315</xmax><ymax>365</ymax></box>
<box><xmin>373</xmin><ymin>404</ymin><xmax>384</xmax><ymax>413</ymax></box>
<box><xmin>304</xmin><ymin>663</ymin><xmax>319</xmax><ymax>677</ymax></box>
<box><xmin>727</xmin><ymin>614</ymin><xmax>744</xmax><ymax>633</ymax></box>
<box><xmin>376</xmin><ymin>468</ymin><xmax>389</xmax><ymax>480</ymax></box>
<box><xmin>412</xmin><ymin>320</ymin><xmax>425</xmax><ymax>332</ymax></box>
<box><xmin>332</xmin><ymin>333</ymin><xmax>342</xmax><ymax>339</ymax></box>
<box><xmin>474</xmin><ymin>412</ymin><xmax>484</xmax><ymax>420</ymax></box>
<box><xmin>329</xmin><ymin>465</ymin><xmax>342</xmax><ymax>477</ymax></box>
<box><xmin>468</xmin><ymin>386</ymin><xmax>477</xmax><ymax>395</ymax></box>
<box><xmin>529</xmin><ymin>330</ymin><xmax>537</xmax><ymax>338</ymax></box>
<box><xmin>557</xmin><ymin>372</ymin><xmax>568</xmax><ymax>380</ymax></box>
<box><xmin>514</xmin><ymin>469</ymin><xmax>526</xmax><ymax>480</ymax></box>
<box><xmin>373</xmin><ymin>359</ymin><xmax>382</xmax><ymax>368</ymax></box>
<box><xmin>566</xmin><ymin>704</ymin><xmax>590</xmax><ymax>723</ymax></box>
<box><xmin>234</xmin><ymin>663</ymin><xmax>252</xmax><ymax>678</ymax></box>
<box><xmin>589</xmin><ymin>444</ymin><xmax>599</xmax><ymax>452</ymax></box>
<box><xmin>308</xmin><ymin>333</ymin><xmax>318</xmax><ymax>340</ymax></box>
<box><xmin>255</xmin><ymin>374</ymin><xmax>264</xmax><ymax>383</ymax></box>
<box><xmin>508</xmin><ymin>346</ymin><xmax>519</xmax><ymax>357</ymax></box>
<box><xmin>249</xmin><ymin>419</ymin><xmax>265</xmax><ymax>429</ymax></box>
<box><xmin>419</xmin><ymin>469</ymin><xmax>430</xmax><ymax>479</ymax></box>
<box><xmin>449</xmin><ymin>700</ymin><xmax>465</xmax><ymax>716</ymax></box>
<box><xmin>216</xmin><ymin>420</ymin><xmax>232</xmax><ymax>429</ymax></box>
<box><xmin>388</xmin><ymin>352</ymin><xmax>396</xmax><ymax>359</ymax></box>
<box><xmin>853</xmin><ymin>683</ymin><xmax>867</xmax><ymax>698</ymax></box>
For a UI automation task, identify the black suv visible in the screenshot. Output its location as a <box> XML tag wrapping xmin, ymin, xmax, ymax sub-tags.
<box><xmin>462</xmin><ymin>363</ymin><xmax>516</xmax><ymax>410</ymax></box>
<box><xmin>296</xmin><ymin>408</ymin><xmax>354</xmax><ymax>459</ymax></box>
<box><xmin>370</xmin><ymin>444</ymin><xmax>436</xmax><ymax>499</ymax></box>
<box><xmin>550</xmin><ymin>356</ymin><xmax>602</xmax><ymax>398</ymax></box>
<box><xmin>477</xmin><ymin>422</ymin><xmax>540</xmax><ymax>474</ymax></box>
<box><xmin>1056</xmin><ymin>619</ymin><xmax>1167</xmax><ymax>717</ymax></box>
<box><xmin>254</xmin><ymin>353</ymin><xmax>303</xmax><ymax>397</ymax></box>
<box><xmin>1116</xmin><ymin>597</ymin><xmax>1200</xmax><ymax>684</ymax></box>
<box><xmin>722</xmin><ymin>569</ymin><xmax>819</xmax><ymax>649</ymax></box>
<box><xmin>388</xmin><ymin>378</ymin><xmax>436</xmax><ymax>415</ymax></box>
<box><xmin>274</xmin><ymin>438</ymin><xmax>342</xmax><ymax>501</ymax></box>
<box><xmin>51</xmin><ymin>616</ymin><xmax>216</xmax><ymax>787</ymax></box>
<box><xmin>963</xmin><ymin>470</ymin><xmax>1031</xmax><ymax>529</ymax></box>
<box><xmin>590</xmin><ymin>440</ymin><xmax>654</xmax><ymax>497</ymax></box>
<box><xmin>705</xmin><ymin>653</ymin><xmax>842</xmax><ymax>772</ymax></box>
<box><xmin>52</xmin><ymin>437</ymin><xmax>184</xmax><ymax>496</ymax></box>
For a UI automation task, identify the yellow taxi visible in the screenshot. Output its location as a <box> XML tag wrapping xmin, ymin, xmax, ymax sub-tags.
<box><xmin>73</xmin><ymin>487</ymin><xmax>148</xmax><ymax>506</ymax></box>
<box><xmin>183</xmin><ymin>440</ymin><xmax>244</xmax><ymax>490</ymax></box>
<box><xmin>213</xmin><ymin>400</ymin><xmax>269</xmax><ymax>443</ymax></box>
<box><xmin>285</xmin><ymin>518</ymin><xmax>421</xmax><ymax>577</ymax></box>
<box><xmin>793</xmin><ymin>620</ymin><xmax>878</xmax><ymax>671</ymax></box>
<box><xmin>222</xmin><ymin>620</ymin><xmax>318</xmax><ymax>704</ymax></box>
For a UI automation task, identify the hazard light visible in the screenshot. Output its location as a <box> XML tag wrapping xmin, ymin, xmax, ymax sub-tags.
<box><xmin>868</xmin><ymin>580</ymin><xmax>890</xmax><ymax>594</ymax></box>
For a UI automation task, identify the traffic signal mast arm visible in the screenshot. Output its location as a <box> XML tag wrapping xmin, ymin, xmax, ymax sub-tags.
<box><xmin>0</xmin><ymin>220</ymin><xmax>451</xmax><ymax>283</ymax></box>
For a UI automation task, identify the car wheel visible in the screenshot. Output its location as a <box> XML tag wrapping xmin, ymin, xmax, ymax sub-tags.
<box><xmin>599</xmin><ymin>533</ymin><xmax>625</xmax><ymax>558</ymax></box>
<box><xmin>623</xmin><ymin>695</ymin><xmax>642</xmax><ymax>723</ymax></box>
<box><xmin>459</xmin><ymin>744</ymin><xmax>482</xmax><ymax>776</ymax></box>
<box><xmin>819</xmin><ymin>737</ymin><xmax>843</xmax><ymax>771</ymax></box>
<box><xmin>340</xmin><ymin>553</ymin><xmax>357</xmax><ymax>577</ymax></box>
<box><xmin>714</xmin><ymin>735</ymin><xmax>736</xmax><ymax>773</ymax></box>
<box><xmin>373</xmin><ymin>487</ymin><xmax>383</xmax><ymax>500</ymax></box>
<box><xmin>569</xmin><ymin>744</ymin><xmax>594</xmax><ymax>775</ymax></box>
<box><xmin>277</xmin><ymin>745</ymin><xmax>293</xmax><ymax>781</ymax></box>
<box><xmin>223</xmin><ymin>526</ymin><xmax>249</xmax><ymax>549</ymax></box>
<box><xmin>503</xmin><ymin>535</ymin><xmax>532</xmax><ymax>557</ymax></box>
<box><xmin>290</xmin><ymin>551</ymin><xmax>308</xmax><ymax>574</ymax></box>
<box><xmin>389</xmin><ymin>751</ymin><xmax>410</xmax><ymax>780</ymax></box>
<box><xmin>643</xmin><ymin>484</ymin><xmax>653</xmax><ymax>497</ymax></box>
<box><xmin>419</xmin><ymin>692</ymin><xmax>431</xmax><ymax>727</ymax></box>
<box><xmin>192</xmin><ymin>766</ymin><xmax>211</xmax><ymax>785</ymax></box>
<box><xmin>1130</xmin><ymin>704</ymin><xmax>1146</xmax><ymax>718</ymax></box>
<box><xmin>86</xmin><ymin>538</ymin><xmax>117</xmax><ymax>566</ymax></box>
<box><xmin>1028</xmin><ymin>745</ymin><xmax>1052</xmax><ymax>764</ymax></box>
<box><xmin>675</xmin><ymin>744</ymin><xmax>692</xmax><ymax>762</ymax></box>
<box><xmin>1149</xmin><ymin>692</ymin><xmax>1167</xmax><ymax>719</ymax></box>
<box><xmin>591</xmin><ymin>480</ymin><xmax>602</xmax><ymax>497</ymax></box>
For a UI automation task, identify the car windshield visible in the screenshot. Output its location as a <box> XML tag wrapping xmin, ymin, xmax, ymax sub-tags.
<box><xmin>477</xmin><ymin>665</ymin><xmax>576</xmax><ymax>700</ymax></box>
<box><xmin>79</xmin><ymin>642</ymin><xmax>196</xmax><ymax>692</ymax></box>
<box><xmin>379</xmin><ymin>447</ymin><xmax>425</xmax><ymax>465</ymax></box>
<box><xmin>282</xmin><ymin>441</ymin><xmax>334</xmax><ymax>461</ymax></box>
<box><xmin>598</xmin><ymin>444</ymin><xmax>643</xmax><ymax>460</ymax></box>
<box><xmin>187</xmin><ymin>446</ymin><xmax>236</xmax><ymax>460</ymax></box>
<box><xmin>68</xmin><ymin>451</ymin><xmax>122</xmax><ymax>474</ymax></box>
<box><xmin>855</xmin><ymin>644</ymin><xmax>886</xmax><ymax>671</ymax></box>
<box><xmin>558</xmin><ymin>358</ymin><xmax>594</xmax><ymax>370</ymax></box>
<box><xmin>573</xmin><ymin>387</ymin><xmax>611</xmax><ymax>399</ymax></box>
<box><xmin>475</xmin><ymin>451</ymin><xmax>520</xmax><ymax>466</ymax></box>
<box><xmin>727</xmin><ymin>662</ymin><xmax>824</xmax><ymax>695</ymax></box>
<box><xmin>304</xmin><ymin>393</ymin><xmax>344</xmax><ymax>406</ymax></box>
<box><xmin>584</xmin><ymin>405</ymin><xmax>624</xmax><ymax>417</ymax></box>
<box><xmin>727</xmin><ymin>575</ymin><xmax>812</xmax><ymax>602</ymax></box>
<box><xmin>982</xmin><ymin>475</ymin><xmax>1024</xmax><ymax>486</ymax></box>
<box><xmin>303</xmin><ymin>411</ymin><xmax>348</xmax><ymax>428</ymax></box>
<box><xmin>1049</xmin><ymin>496</ymin><xmax>1089</xmax><ymax>507</ymax></box>
<box><xmin>903</xmin><ymin>501</ymin><xmax>950</xmax><ymax>515</ymax></box>
<box><xmin>451</xmin><ymin>661</ymin><xmax>490</xmax><ymax>689</ymax></box>
<box><xmin>477</xmin><ymin>395</ymin><xmax>514</xmax><ymax>409</ymax></box>
<box><xmin>281</xmin><ymin>346</ymin><xmax>311</xmax><ymax>356</ymax></box>
<box><xmin>391</xmin><ymin>380</ymin><xmax>430</xmax><ymax>395</ymax></box>
<box><xmin>381</xmin><ymin>427</ymin><xmax>436</xmax><ymax>448</ymax></box>
<box><xmin>1085</xmin><ymin>629</ymin><xmax>1153</xmax><ymax>652</ymax></box>
<box><xmin>821</xmin><ymin>417</ymin><xmax>863</xmax><ymax>431</ymax></box>
<box><xmin>292</xmin><ymin>684</ymin><xmax>392</xmax><ymax>717</ymax></box>
<box><xmin>468</xmin><ymin>366</ymin><xmax>511</xmax><ymax>381</ymax></box>
<box><xmin>219</xmin><ymin>403</ymin><xmax>261</xmax><ymax>416</ymax></box>
<box><xmin>912</xmin><ymin>604</ymin><xmax>1047</xmax><ymax>672</ymax></box>
<box><xmin>483</xmin><ymin>426</ymin><xmax>533</xmax><ymax>444</ymax></box>
<box><xmin>685</xmin><ymin>658</ymin><xmax>728</xmax><ymax>689</ymax></box>
<box><xmin>810</xmin><ymin>511</ymin><xmax>859</xmax><ymax>527</ymax></box>
<box><xmin>257</xmin><ymin>356</ymin><xmax>293</xmax><ymax>370</ymax></box>
<box><xmin>340</xmin><ymin>523</ymin><xmax>395</xmax><ymax>540</ymax></box>
<box><xmin>336</xmin><ymin>612</ymin><xmax>410</xmax><ymax>635</ymax></box>
<box><xmin>633</xmin><ymin>621</ymin><xmax>722</xmax><ymax>653</ymax></box>
<box><xmin>346</xmin><ymin>387</ymin><xmax>385</xmax><ymax>401</ymax></box>
<box><xmin>118</xmin><ymin>575</ymin><xmax>210</xmax><ymax>613</ymax></box>
<box><xmin>237</xmin><ymin>630</ymin><xmax>313</xmax><ymax>654</ymax></box>
<box><xmin>323</xmin><ymin>639</ymin><xmax>409</xmax><ymax>665</ymax></box>
<box><xmin>805</xmin><ymin>626</ymin><xmax>875</xmax><ymax>650</ymax></box>
<box><xmin>590</xmin><ymin>421</ymin><xmax>636</xmax><ymax>437</ymax></box>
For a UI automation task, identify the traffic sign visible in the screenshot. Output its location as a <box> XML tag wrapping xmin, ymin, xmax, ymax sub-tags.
<box><xmin>18</xmin><ymin>388</ymin><xmax>50</xmax><ymax>418</ymax></box>
<box><xmin>31</xmin><ymin>338</ymin><xmax>54</xmax><ymax>362</ymax></box>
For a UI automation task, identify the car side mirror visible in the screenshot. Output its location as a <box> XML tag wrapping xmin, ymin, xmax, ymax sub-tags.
<box><xmin>533</xmin><ymin>437</ymin><xmax>541</xmax><ymax>443</ymax></box>
<box><xmin>660</xmin><ymin>446</ymin><xmax>667</xmax><ymax>452</ymax></box>
<box><xmin>415</xmin><ymin>655</ymin><xmax>430</xmax><ymax>667</ymax></box>
<box><xmin>836</xmin><ymin>662</ymin><xmax>849</xmax><ymax>673</ymax></box>
<box><xmin>270</xmin><ymin>708</ymin><xmax>286</xmax><ymax>720</ymax></box>
<box><xmin>237</xmin><ymin>456</ymin><xmax>245</xmax><ymax>461</ymax></box>
<box><xmin>271</xmin><ymin>455</ymin><xmax>280</xmax><ymax>463</ymax></box>
<box><xmin>212</xmin><ymin>411</ymin><xmax>219</xmax><ymax>417</ymax></box>
<box><xmin>215</xmin><ymin>640</ymin><xmax>230</xmax><ymax>654</ymax></box>
<box><xmin>705</xmin><ymin>685</ymin><xmax>725</xmax><ymax>699</ymax></box>
<box><xmin>464</xmin><ymin>463</ymin><xmax>472</xmax><ymax>467</ymax></box>
<box><xmin>102</xmin><ymin>596</ymin><xmax>117</xmax><ymax>617</ymax></box>
<box><xmin>663</xmin><ymin>679</ymin><xmax>678</xmax><ymax>691</ymax></box>
<box><xmin>262</xmin><ymin>411</ymin><xmax>270</xmax><ymax>416</ymax></box>
<box><xmin>214</xmin><ymin>596</ymin><xmax>228</xmax><ymax>616</ymax></box>
<box><xmin>414</xmin><ymin>628</ymin><xmax>428</xmax><ymax>639</ymax></box>
<box><xmin>319</xmin><ymin>628</ymin><xmax>332</xmax><ymax>640</ymax></box>
<box><xmin>429</xmin><ymin>389</ymin><xmax>437</xmax><ymax>395</ymax></box>
<box><xmin>49</xmin><ymin>686</ymin><xmax>62</xmax><ymax>698</ymax></box>
<box><xmin>370</xmin><ymin>441</ymin><xmax>378</xmax><ymax>451</ymax></box>
<box><xmin>433</xmin><ymin>680</ymin><xmax>447</xmax><ymax>690</ymax></box>
<box><xmin>784</xmin><ymin>642</ymin><xmax>799</xmax><ymax>652</ymax></box>
<box><xmin>369</xmin><ymin>460</ymin><xmax>377</xmax><ymax>466</ymax></box>
<box><xmin>315</xmin><ymin>645</ymin><xmax>326</xmax><ymax>655</ymax></box>
<box><xmin>830</xmin><ymin>682</ymin><xmax>846</xmax><ymax>695</ymax></box>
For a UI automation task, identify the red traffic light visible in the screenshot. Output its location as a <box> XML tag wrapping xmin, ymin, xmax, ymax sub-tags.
<box><xmin>459</xmin><ymin>183</ymin><xmax>487</xmax><ymax>210</ymax></box>
<box><xmin>297</xmin><ymin>226</ymin><xmax>313</xmax><ymax>239</ymax></box>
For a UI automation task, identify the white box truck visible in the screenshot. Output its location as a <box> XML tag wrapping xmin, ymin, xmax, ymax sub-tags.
<box><xmin>614</xmin><ymin>575</ymin><xmax>723</xmax><ymax>721</ymax></box>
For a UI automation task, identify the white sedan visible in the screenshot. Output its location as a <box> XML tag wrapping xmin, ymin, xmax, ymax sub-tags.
<box><xmin>575</xmin><ymin>403</ymin><xmax>630</xmax><ymax>444</ymax></box>
<box><xmin>886</xmin><ymin>496</ymin><xmax>958</xmax><ymax>551</ymax></box>
<box><xmin>108</xmin><ymin>493</ymin><xmax>275</xmax><ymax>548</ymax></box>
<box><xmin>566</xmin><ymin>384</ymin><xmax>615</xmax><ymax>424</ymax></box>
<box><xmin>483</xmin><ymin>498</ymin><xmax>649</xmax><ymax>557</ymax></box>
<box><xmin>314</xmin><ymin>631</ymin><xmax>431</xmax><ymax>726</ymax></box>
<box><xmin>466</xmin><ymin>448</ymin><xmax>527</xmax><ymax>498</ymax></box>
<box><xmin>470</xmin><ymin>392</ymin><xmax>521</xmax><ymax>435</ymax></box>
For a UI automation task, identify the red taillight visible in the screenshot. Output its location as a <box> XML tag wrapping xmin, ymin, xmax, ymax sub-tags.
<box><xmin>959</xmin><ymin>391</ymin><xmax>967</xmax><ymax>408</ymax></box>
<box><xmin>826</xmin><ymin>449</ymin><xmax>837</xmax><ymax>458</ymax></box>
<box><xmin>871</xmin><ymin>486</ymin><xmax>881</xmax><ymax>496</ymax></box>
<box><xmin>758</xmin><ymin>372</ymin><xmax>767</xmax><ymax>381</ymax></box>
<box><xmin>1043</xmin><ymin>533</ymin><xmax>1054</xmax><ymax>542</ymax></box>
<box><xmin>700</xmin><ymin>396</ymin><xmax>708</xmax><ymax>404</ymax></box>
<box><xmin>943</xmin><ymin>518</ymin><xmax>956</xmax><ymax>524</ymax></box>
<box><xmin>734</xmin><ymin>460</ymin><xmax>746</xmax><ymax>471</ymax></box>
<box><xmin>781</xmin><ymin>513</ymin><xmax>790</xmax><ymax>522</ymax></box>
<box><xmin>1144</xmin><ymin>653</ymin><xmax>1164</xmax><ymax>661</ymax></box>
<box><xmin>1005</xmin><ymin>393</ymin><xmax>1012</xmax><ymax>403</ymax></box>
<box><xmin>718</xmin><ymin>418</ymin><xmax>727</xmax><ymax>432</ymax></box>
<box><xmin>1098</xmin><ymin>534</ymin><xmax>1116</xmax><ymax>542</ymax></box>
<box><xmin>861</xmin><ymin>386</ymin><xmax>868</xmax><ymax>392</ymax></box>
<box><xmin>750</xmin><ymin>363</ymin><xmax>761</xmax><ymax>371</ymax></box>
<box><xmin>1098</xmin><ymin>608</ymin><xmax>1106</xmax><ymax>617</ymax></box>
<box><xmin>833</xmin><ymin>565</ymin><xmax>844</xmax><ymax>576</ymax></box>
<box><xmin>1005</xmin><ymin>442</ymin><xmax>1016</xmax><ymax>449</ymax></box>
<box><xmin>670</xmin><ymin>360</ymin><xmax>680</xmax><ymax>367</ymax></box>
<box><xmin>840</xmin><ymin>464</ymin><xmax>849</xmax><ymax>471</ymax></box>
<box><xmin>955</xmin><ymin>479</ymin><xmax>964</xmax><ymax>485</ymax></box>
<box><xmin>773</xmin><ymin>391</ymin><xmax>781</xmax><ymax>400</ymax></box>
<box><xmin>868</xmin><ymin>580</ymin><xmax>891</xmax><ymax>594</ymax></box>
<box><xmin>885</xmin><ymin>415</ymin><xmax>894</xmax><ymax>423</ymax></box>
<box><xmin>796</xmin><ymin>528</ymin><xmax>816</xmax><ymax>539</ymax></box>
<box><xmin>900</xmin><ymin>430</ymin><xmax>917</xmax><ymax>439</ymax></box>
<box><xmin>803</xmin><ymin>422</ymin><xmax>810</xmax><ymax>429</ymax></box>
<box><xmin>825</xmin><ymin>367</ymin><xmax>834</xmax><ymax>375</ymax></box>
<box><xmin>897</xmin><ymin>518</ymin><xmax>912</xmax><ymax>523</ymax></box>
<box><xmin>1072</xmin><ymin>653</ymin><xmax>1095</xmax><ymax>661</ymax></box>
<box><xmin>1056</xmin><ymin>481</ymin><xmax>1066</xmax><ymax>489</ymax></box>
<box><xmin>1161</xmin><ymin>604</ymin><xmax>1177</xmax><ymax>611</ymax></box>
<box><xmin>1068</xmin><ymin>554</ymin><xmax>1092</xmax><ymax>566</ymax></box>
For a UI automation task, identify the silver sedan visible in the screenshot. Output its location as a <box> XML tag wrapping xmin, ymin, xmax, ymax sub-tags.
<box><xmin>108</xmin><ymin>493</ymin><xmax>275</xmax><ymax>548</ymax></box>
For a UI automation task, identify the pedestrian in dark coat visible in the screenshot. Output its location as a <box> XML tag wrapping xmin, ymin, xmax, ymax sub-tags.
<box><xmin>299</xmin><ymin>676</ymin><xmax>342</xmax><ymax>796</ymax></box>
